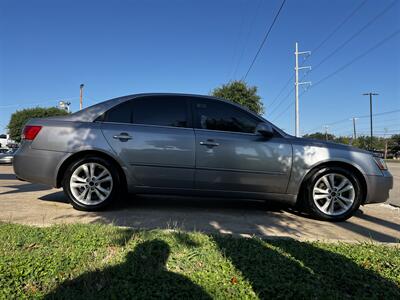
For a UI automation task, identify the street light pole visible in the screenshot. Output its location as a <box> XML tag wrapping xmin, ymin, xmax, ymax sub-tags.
<box><xmin>80</xmin><ymin>84</ymin><xmax>85</xmax><ymax>110</ymax></box>
<box><xmin>362</xmin><ymin>92</ymin><xmax>378</xmax><ymax>150</ymax></box>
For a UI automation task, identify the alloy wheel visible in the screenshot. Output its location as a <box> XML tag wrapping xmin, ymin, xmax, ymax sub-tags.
<box><xmin>69</xmin><ymin>162</ymin><xmax>113</xmax><ymax>205</ymax></box>
<box><xmin>312</xmin><ymin>173</ymin><xmax>355</xmax><ymax>216</ymax></box>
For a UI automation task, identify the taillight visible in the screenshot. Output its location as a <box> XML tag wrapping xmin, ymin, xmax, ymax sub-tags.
<box><xmin>22</xmin><ymin>125</ymin><xmax>42</xmax><ymax>141</ymax></box>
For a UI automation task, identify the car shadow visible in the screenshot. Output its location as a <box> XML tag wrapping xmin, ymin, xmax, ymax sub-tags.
<box><xmin>0</xmin><ymin>173</ymin><xmax>16</xmax><ymax>180</ymax></box>
<box><xmin>39</xmin><ymin>191</ymin><xmax>69</xmax><ymax>204</ymax></box>
<box><xmin>36</xmin><ymin>192</ymin><xmax>400</xmax><ymax>243</ymax></box>
<box><xmin>0</xmin><ymin>183</ymin><xmax>52</xmax><ymax>195</ymax></box>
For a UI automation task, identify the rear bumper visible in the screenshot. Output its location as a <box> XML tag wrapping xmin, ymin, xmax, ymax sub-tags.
<box><xmin>13</xmin><ymin>142</ymin><xmax>69</xmax><ymax>187</ymax></box>
<box><xmin>364</xmin><ymin>171</ymin><xmax>393</xmax><ymax>204</ymax></box>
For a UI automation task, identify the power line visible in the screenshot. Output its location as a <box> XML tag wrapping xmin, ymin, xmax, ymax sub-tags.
<box><xmin>276</xmin><ymin>2</ymin><xmax>395</xmax><ymax>123</ymax></box>
<box><xmin>270</xmin><ymin>83</ymin><xmax>310</xmax><ymax>123</ymax></box>
<box><xmin>359</xmin><ymin>108</ymin><xmax>400</xmax><ymax>119</ymax></box>
<box><xmin>232</xmin><ymin>0</ymin><xmax>263</xmax><ymax>80</ymax></box>
<box><xmin>268</xmin><ymin>86</ymin><xmax>295</xmax><ymax>117</ymax></box>
<box><xmin>266</xmin><ymin>0</ymin><xmax>367</xmax><ymax>114</ymax></box>
<box><xmin>303</xmin><ymin>109</ymin><xmax>400</xmax><ymax>134</ymax></box>
<box><xmin>227</xmin><ymin>1</ymin><xmax>252</xmax><ymax>81</ymax></box>
<box><xmin>308</xmin><ymin>29</ymin><xmax>400</xmax><ymax>91</ymax></box>
<box><xmin>267</xmin><ymin>75</ymin><xmax>294</xmax><ymax>111</ymax></box>
<box><xmin>242</xmin><ymin>0</ymin><xmax>287</xmax><ymax>80</ymax></box>
<box><xmin>264</xmin><ymin>1</ymin><xmax>397</xmax><ymax>126</ymax></box>
<box><xmin>356</xmin><ymin>123</ymin><xmax>400</xmax><ymax>130</ymax></box>
<box><xmin>312</xmin><ymin>0</ymin><xmax>397</xmax><ymax>72</ymax></box>
<box><xmin>311</xmin><ymin>0</ymin><xmax>368</xmax><ymax>54</ymax></box>
<box><xmin>272</xmin><ymin>99</ymin><xmax>294</xmax><ymax>122</ymax></box>
<box><xmin>268</xmin><ymin>69</ymin><xmax>311</xmax><ymax>117</ymax></box>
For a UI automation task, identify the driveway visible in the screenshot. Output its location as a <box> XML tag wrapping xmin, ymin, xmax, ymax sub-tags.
<box><xmin>0</xmin><ymin>164</ymin><xmax>399</xmax><ymax>243</ymax></box>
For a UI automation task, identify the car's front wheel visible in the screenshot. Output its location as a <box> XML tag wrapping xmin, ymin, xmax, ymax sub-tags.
<box><xmin>62</xmin><ymin>156</ymin><xmax>120</xmax><ymax>211</ymax></box>
<box><xmin>304</xmin><ymin>166</ymin><xmax>363</xmax><ymax>221</ymax></box>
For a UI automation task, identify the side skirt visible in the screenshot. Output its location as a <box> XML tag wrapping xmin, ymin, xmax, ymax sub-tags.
<box><xmin>132</xmin><ymin>186</ymin><xmax>297</xmax><ymax>206</ymax></box>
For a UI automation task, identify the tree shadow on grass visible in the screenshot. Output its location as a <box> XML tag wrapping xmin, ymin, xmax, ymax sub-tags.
<box><xmin>213</xmin><ymin>235</ymin><xmax>400</xmax><ymax>299</ymax></box>
<box><xmin>45</xmin><ymin>239</ymin><xmax>212</xmax><ymax>300</ymax></box>
<box><xmin>43</xmin><ymin>228</ymin><xmax>399</xmax><ymax>299</ymax></box>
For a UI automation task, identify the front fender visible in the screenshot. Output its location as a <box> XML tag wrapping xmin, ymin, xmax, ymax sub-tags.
<box><xmin>286</xmin><ymin>144</ymin><xmax>378</xmax><ymax>196</ymax></box>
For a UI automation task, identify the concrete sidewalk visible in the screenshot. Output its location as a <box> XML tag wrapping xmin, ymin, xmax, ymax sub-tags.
<box><xmin>0</xmin><ymin>165</ymin><xmax>399</xmax><ymax>243</ymax></box>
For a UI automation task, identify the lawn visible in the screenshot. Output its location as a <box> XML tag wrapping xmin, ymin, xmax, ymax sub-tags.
<box><xmin>0</xmin><ymin>223</ymin><xmax>399</xmax><ymax>299</ymax></box>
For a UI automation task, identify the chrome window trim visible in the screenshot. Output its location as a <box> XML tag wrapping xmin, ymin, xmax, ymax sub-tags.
<box><xmin>194</xmin><ymin>128</ymin><xmax>259</xmax><ymax>136</ymax></box>
<box><xmin>97</xmin><ymin>121</ymin><xmax>193</xmax><ymax>131</ymax></box>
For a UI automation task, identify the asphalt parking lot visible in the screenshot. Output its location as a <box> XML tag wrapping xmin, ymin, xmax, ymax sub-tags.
<box><xmin>0</xmin><ymin>163</ymin><xmax>399</xmax><ymax>243</ymax></box>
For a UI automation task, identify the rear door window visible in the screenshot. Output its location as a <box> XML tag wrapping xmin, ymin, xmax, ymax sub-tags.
<box><xmin>132</xmin><ymin>96</ymin><xmax>188</xmax><ymax>128</ymax></box>
<box><xmin>104</xmin><ymin>101</ymin><xmax>133</xmax><ymax>123</ymax></box>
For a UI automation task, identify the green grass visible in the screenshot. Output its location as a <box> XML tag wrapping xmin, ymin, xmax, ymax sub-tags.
<box><xmin>0</xmin><ymin>223</ymin><xmax>399</xmax><ymax>299</ymax></box>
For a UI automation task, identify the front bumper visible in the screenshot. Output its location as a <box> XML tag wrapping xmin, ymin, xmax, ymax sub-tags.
<box><xmin>364</xmin><ymin>170</ymin><xmax>393</xmax><ymax>204</ymax></box>
<box><xmin>13</xmin><ymin>142</ymin><xmax>70</xmax><ymax>187</ymax></box>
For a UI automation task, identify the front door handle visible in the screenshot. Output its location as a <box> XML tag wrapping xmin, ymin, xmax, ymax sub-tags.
<box><xmin>113</xmin><ymin>133</ymin><xmax>132</xmax><ymax>141</ymax></box>
<box><xmin>199</xmin><ymin>140</ymin><xmax>220</xmax><ymax>147</ymax></box>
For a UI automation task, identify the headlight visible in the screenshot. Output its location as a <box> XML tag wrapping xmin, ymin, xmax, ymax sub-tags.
<box><xmin>373</xmin><ymin>156</ymin><xmax>388</xmax><ymax>170</ymax></box>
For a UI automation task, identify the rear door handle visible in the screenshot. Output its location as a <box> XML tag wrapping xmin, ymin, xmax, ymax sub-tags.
<box><xmin>113</xmin><ymin>133</ymin><xmax>132</xmax><ymax>140</ymax></box>
<box><xmin>199</xmin><ymin>140</ymin><xmax>220</xmax><ymax>147</ymax></box>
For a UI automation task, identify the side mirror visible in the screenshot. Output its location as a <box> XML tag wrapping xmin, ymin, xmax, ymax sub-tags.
<box><xmin>256</xmin><ymin>123</ymin><xmax>274</xmax><ymax>137</ymax></box>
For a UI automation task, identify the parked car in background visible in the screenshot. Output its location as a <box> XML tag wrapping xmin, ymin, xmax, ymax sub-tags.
<box><xmin>0</xmin><ymin>148</ymin><xmax>17</xmax><ymax>164</ymax></box>
<box><xmin>13</xmin><ymin>93</ymin><xmax>393</xmax><ymax>221</ymax></box>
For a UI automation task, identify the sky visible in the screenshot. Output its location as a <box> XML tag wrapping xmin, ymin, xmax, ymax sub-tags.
<box><xmin>0</xmin><ymin>0</ymin><xmax>399</xmax><ymax>137</ymax></box>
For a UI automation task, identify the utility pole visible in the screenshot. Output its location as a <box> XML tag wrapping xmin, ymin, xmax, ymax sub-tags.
<box><xmin>351</xmin><ymin>117</ymin><xmax>358</xmax><ymax>140</ymax></box>
<box><xmin>295</xmin><ymin>42</ymin><xmax>311</xmax><ymax>137</ymax></box>
<box><xmin>384</xmin><ymin>128</ymin><xmax>388</xmax><ymax>159</ymax></box>
<box><xmin>80</xmin><ymin>84</ymin><xmax>85</xmax><ymax>110</ymax></box>
<box><xmin>324</xmin><ymin>125</ymin><xmax>329</xmax><ymax>141</ymax></box>
<box><xmin>362</xmin><ymin>92</ymin><xmax>378</xmax><ymax>150</ymax></box>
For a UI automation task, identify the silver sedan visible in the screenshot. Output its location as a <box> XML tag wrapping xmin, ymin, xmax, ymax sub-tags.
<box><xmin>13</xmin><ymin>93</ymin><xmax>393</xmax><ymax>221</ymax></box>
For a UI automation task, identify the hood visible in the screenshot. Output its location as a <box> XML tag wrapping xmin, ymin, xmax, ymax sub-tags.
<box><xmin>294</xmin><ymin>137</ymin><xmax>370</xmax><ymax>154</ymax></box>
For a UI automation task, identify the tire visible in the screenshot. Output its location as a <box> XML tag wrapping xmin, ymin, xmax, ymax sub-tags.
<box><xmin>303</xmin><ymin>166</ymin><xmax>363</xmax><ymax>221</ymax></box>
<box><xmin>62</xmin><ymin>156</ymin><xmax>120</xmax><ymax>211</ymax></box>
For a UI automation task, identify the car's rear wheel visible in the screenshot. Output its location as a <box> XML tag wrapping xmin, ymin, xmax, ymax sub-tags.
<box><xmin>304</xmin><ymin>166</ymin><xmax>363</xmax><ymax>221</ymax></box>
<box><xmin>62</xmin><ymin>156</ymin><xmax>120</xmax><ymax>211</ymax></box>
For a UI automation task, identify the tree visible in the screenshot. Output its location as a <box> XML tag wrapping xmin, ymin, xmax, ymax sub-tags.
<box><xmin>352</xmin><ymin>136</ymin><xmax>386</xmax><ymax>150</ymax></box>
<box><xmin>211</xmin><ymin>80</ymin><xmax>264</xmax><ymax>115</ymax></box>
<box><xmin>388</xmin><ymin>134</ymin><xmax>400</xmax><ymax>153</ymax></box>
<box><xmin>334</xmin><ymin>136</ymin><xmax>351</xmax><ymax>145</ymax></box>
<box><xmin>302</xmin><ymin>132</ymin><xmax>335</xmax><ymax>141</ymax></box>
<box><xmin>8</xmin><ymin>107</ymin><xmax>68</xmax><ymax>142</ymax></box>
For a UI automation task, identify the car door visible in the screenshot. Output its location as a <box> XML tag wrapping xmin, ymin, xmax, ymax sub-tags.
<box><xmin>100</xmin><ymin>96</ymin><xmax>195</xmax><ymax>189</ymax></box>
<box><xmin>192</xmin><ymin>98</ymin><xmax>292</xmax><ymax>194</ymax></box>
